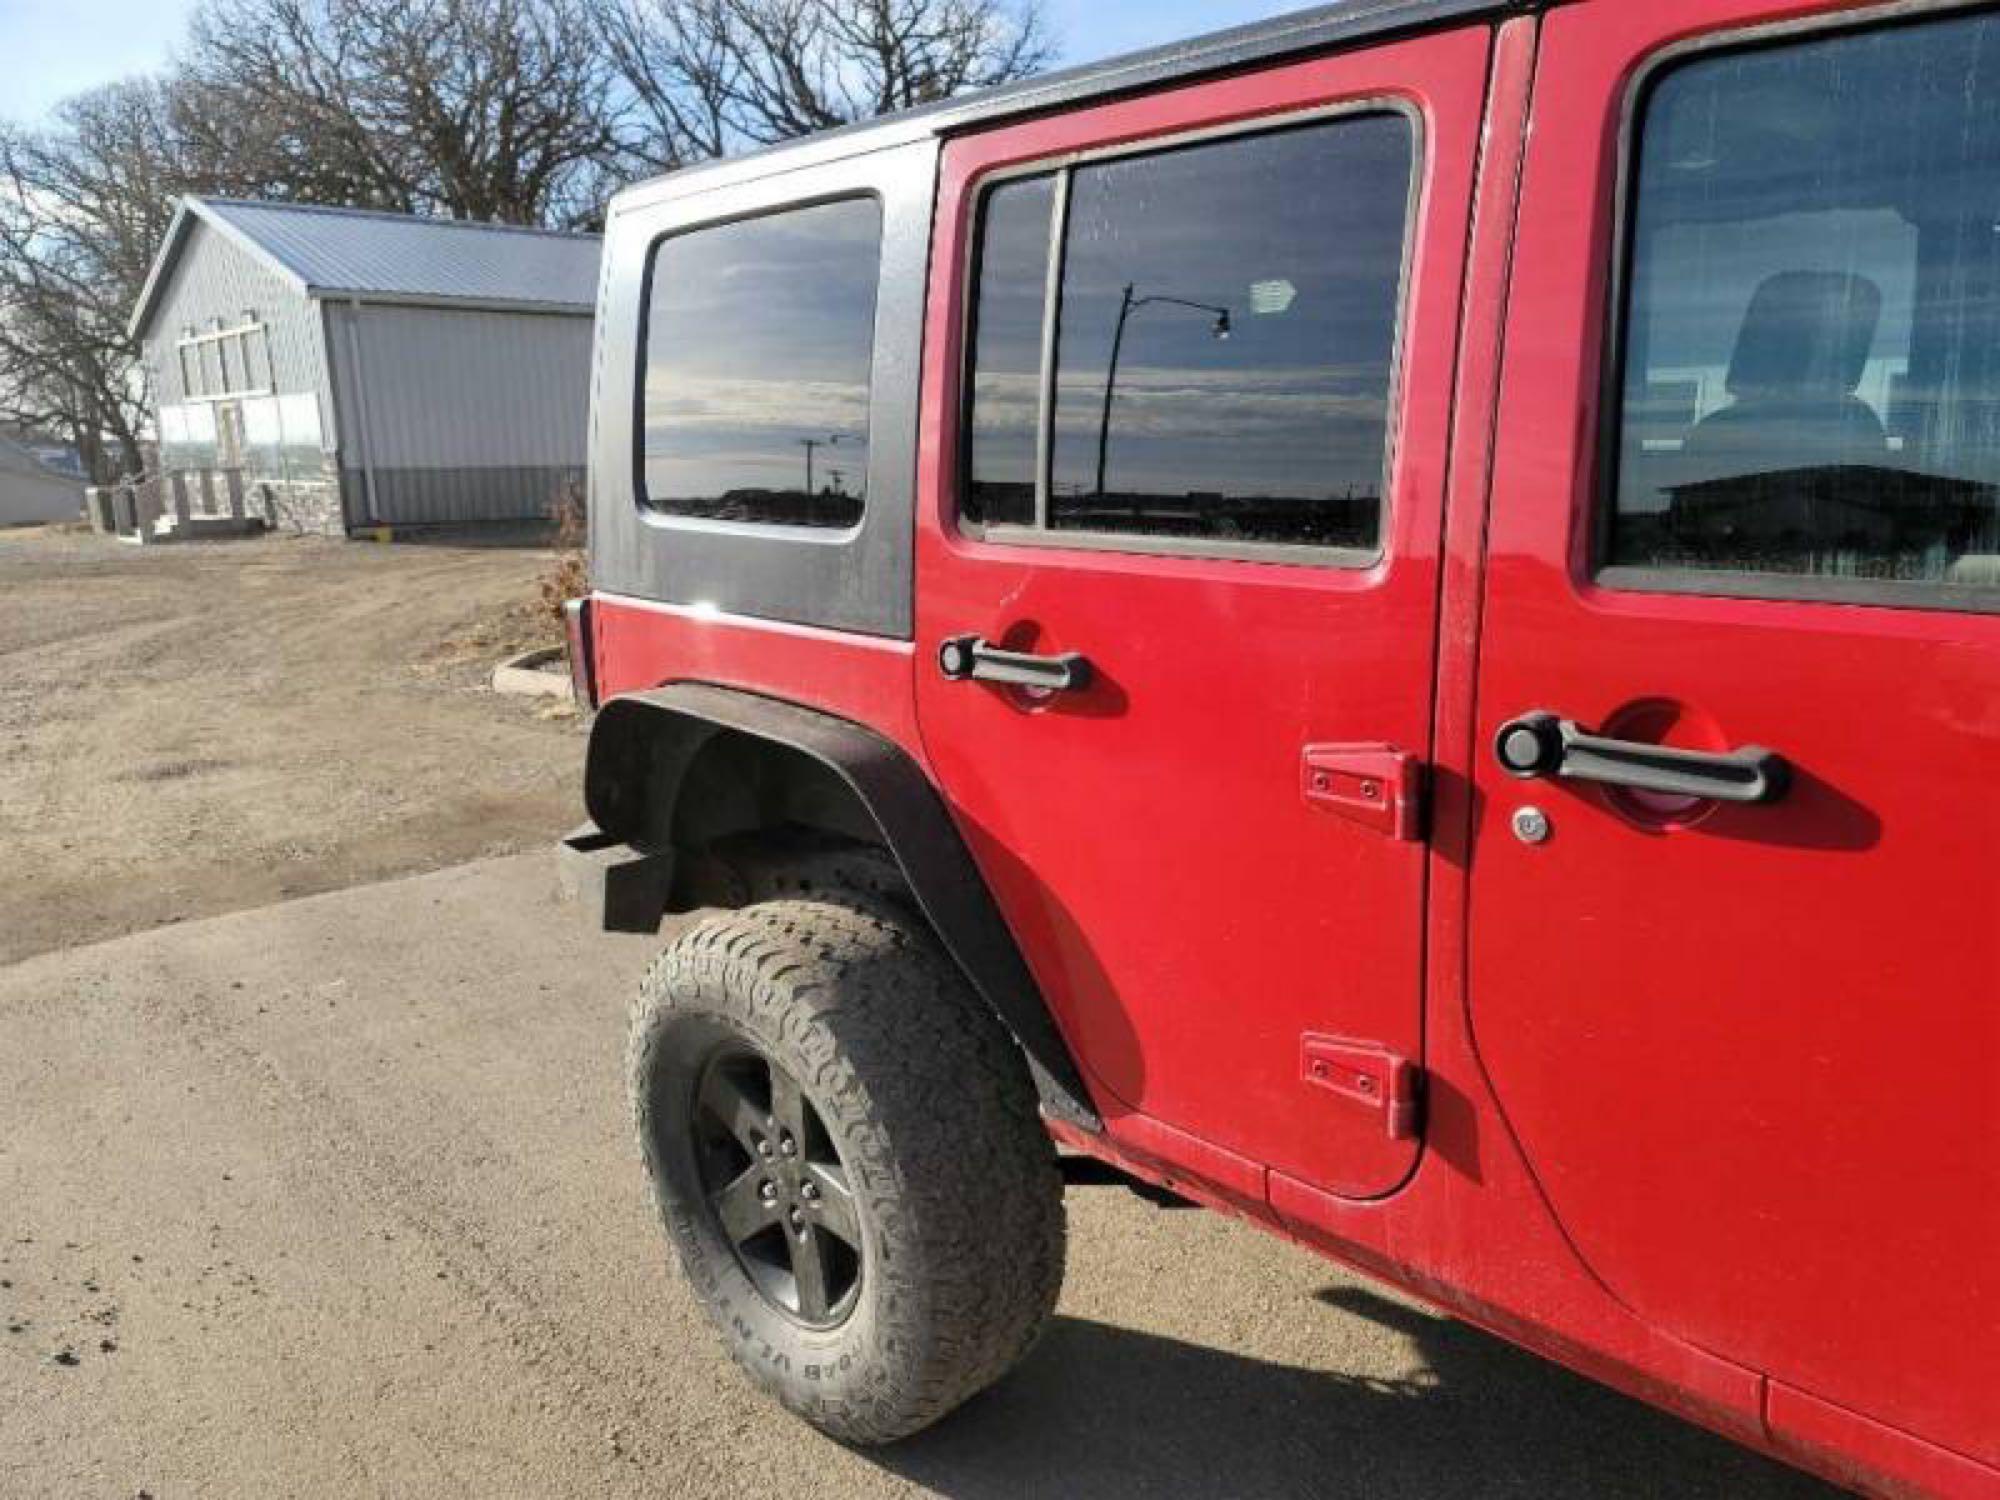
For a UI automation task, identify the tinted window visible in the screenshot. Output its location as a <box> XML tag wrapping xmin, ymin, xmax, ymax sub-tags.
<box><xmin>643</xmin><ymin>197</ymin><xmax>881</xmax><ymax>528</ymax></box>
<box><xmin>1051</xmin><ymin>118</ymin><xmax>1411</xmax><ymax>548</ymax></box>
<box><xmin>963</xmin><ymin>115</ymin><xmax>1413</xmax><ymax>554</ymax></box>
<box><xmin>965</xmin><ymin>175</ymin><xmax>1054</xmax><ymax>527</ymax></box>
<box><xmin>1610</xmin><ymin>13</ymin><xmax>2000</xmax><ymax>595</ymax></box>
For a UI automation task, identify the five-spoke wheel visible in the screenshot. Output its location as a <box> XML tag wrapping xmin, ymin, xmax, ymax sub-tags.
<box><xmin>692</xmin><ymin>1049</ymin><xmax>861</xmax><ymax>1326</ymax></box>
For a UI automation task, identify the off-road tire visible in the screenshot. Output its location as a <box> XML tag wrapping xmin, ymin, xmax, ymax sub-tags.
<box><xmin>627</xmin><ymin>897</ymin><xmax>1065</xmax><ymax>1444</ymax></box>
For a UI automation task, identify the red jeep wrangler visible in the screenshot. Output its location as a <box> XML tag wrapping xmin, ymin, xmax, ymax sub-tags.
<box><xmin>562</xmin><ymin>2</ymin><xmax>2000</xmax><ymax>1493</ymax></box>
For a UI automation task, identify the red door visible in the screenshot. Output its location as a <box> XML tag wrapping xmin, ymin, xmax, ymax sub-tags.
<box><xmin>914</xmin><ymin>32</ymin><xmax>1492</xmax><ymax>1198</ymax></box>
<box><xmin>1475</xmin><ymin>0</ymin><xmax>1999</xmax><ymax>1467</ymax></box>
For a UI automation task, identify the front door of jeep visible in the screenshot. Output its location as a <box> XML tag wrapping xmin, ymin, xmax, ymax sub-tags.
<box><xmin>914</xmin><ymin>31</ymin><xmax>1492</xmax><ymax>1198</ymax></box>
<box><xmin>1472</xmin><ymin>0</ymin><xmax>1998</xmax><ymax>1469</ymax></box>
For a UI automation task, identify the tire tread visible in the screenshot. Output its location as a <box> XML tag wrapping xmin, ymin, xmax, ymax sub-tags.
<box><xmin>627</xmin><ymin>896</ymin><xmax>1064</xmax><ymax>1443</ymax></box>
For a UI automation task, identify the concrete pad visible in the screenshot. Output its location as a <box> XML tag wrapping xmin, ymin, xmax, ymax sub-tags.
<box><xmin>492</xmin><ymin>646</ymin><xmax>573</xmax><ymax>699</ymax></box>
<box><xmin>0</xmin><ymin>856</ymin><xmax>1836</xmax><ymax>1499</ymax></box>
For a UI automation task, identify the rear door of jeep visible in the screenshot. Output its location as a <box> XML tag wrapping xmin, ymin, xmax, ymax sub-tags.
<box><xmin>913</xmin><ymin>28</ymin><xmax>1494</xmax><ymax>1199</ymax></box>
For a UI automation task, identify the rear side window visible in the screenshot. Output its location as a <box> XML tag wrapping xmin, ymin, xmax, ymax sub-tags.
<box><xmin>642</xmin><ymin>197</ymin><xmax>881</xmax><ymax>529</ymax></box>
<box><xmin>963</xmin><ymin>112</ymin><xmax>1415</xmax><ymax>558</ymax></box>
<box><xmin>1609</xmin><ymin>12</ymin><xmax>2000</xmax><ymax>599</ymax></box>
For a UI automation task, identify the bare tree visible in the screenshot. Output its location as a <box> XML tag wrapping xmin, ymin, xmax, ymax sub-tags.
<box><xmin>0</xmin><ymin>0</ymin><xmax>1053</xmax><ymax>480</ymax></box>
<box><xmin>0</xmin><ymin>81</ymin><xmax>197</xmax><ymax>480</ymax></box>
<box><xmin>604</xmin><ymin>0</ymin><xmax>1053</xmax><ymax>168</ymax></box>
<box><xmin>181</xmin><ymin>0</ymin><xmax>627</xmax><ymax>225</ymax></box>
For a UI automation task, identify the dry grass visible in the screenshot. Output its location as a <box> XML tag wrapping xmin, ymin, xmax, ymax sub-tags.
<box><xmin>538</xmin><ymin>482</ymin><xmax>589</xmax><ymax>628</ymax></box>
<box><xmin>421</xmin><ymin>595</ymin><xmax>564</xmax><ymax>671</ymax></box>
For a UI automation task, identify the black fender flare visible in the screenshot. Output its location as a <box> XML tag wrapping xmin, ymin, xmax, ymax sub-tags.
<box><xmin>585</xmin><ymin>682</ymin><xmax>1101</xmax><ymax>1132</ymax></box>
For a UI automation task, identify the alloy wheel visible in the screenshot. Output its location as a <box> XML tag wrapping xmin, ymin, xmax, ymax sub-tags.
<box><xmin>689</xmin><ymin>1046</ymin><xmax>862</xmax><ymax>1327</ymax></box>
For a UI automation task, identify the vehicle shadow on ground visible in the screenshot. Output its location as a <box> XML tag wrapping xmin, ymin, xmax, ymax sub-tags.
<box><xmin>871</xmin><ymin>1286</ymin><xmax>1842</xmax><ymax>1500</ymax></box>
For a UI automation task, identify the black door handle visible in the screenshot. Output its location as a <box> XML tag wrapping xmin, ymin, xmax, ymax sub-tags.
<box><xmin>938</xmin><ymin>635</ymin><xmax>1092</xmax><ymax>693</ymax></box>
<box><xmin>1494</xmin><ymin>711</ymin><xmax>1790</xmax><ymax>805</ymax></box>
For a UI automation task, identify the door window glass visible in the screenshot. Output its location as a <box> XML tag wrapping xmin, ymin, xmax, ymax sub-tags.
<box><xmin>963</xmin><ymin>113</ymin><xmax>1415</xmax><ymax>557</ymax></box>
<box><xmin>642</xmin><ymin>196</ymin><xmax>881</xmax><ymax>529</ymax></box>
<box><xmin>965</xmin><ymin>175</ymin><xmax>1055</xmax><ymax>527</ymax></box>
<box><xmin>1610</xmin><ymin>12</ymin><xmax>2000</xmax><ymax>596</ymax></box>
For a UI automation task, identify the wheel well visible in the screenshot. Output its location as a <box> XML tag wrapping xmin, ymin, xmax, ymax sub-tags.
<box><xmin>601</xmin><ymin>721</ymin><xmax>891</xmax><ymax>912</ymax></box>
<box><xmin>662</xmin><ymin>732</ymin><xmax>899</xmax><ymax>912</ymax></box>
<box><xmin>582</xmin><ymin>684</ymin><xmax>1101</xmax><ymax>1132</ymax></box>
<box><xmin>669</xmin><ymin>731</ymin><xmax>879</xmax><ymax>853</ymax></box>
<box><xmin>586</xmin><ymin>699</ymin><xmax>886</xmax><ymax>878</ymax></box>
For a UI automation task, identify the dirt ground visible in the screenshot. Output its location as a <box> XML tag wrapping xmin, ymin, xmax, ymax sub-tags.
<box><xmin>0</xmin><ymin>854</ymin><xmax>1839</xmax><ymax>1500</ymax></box>
<box><xmin>0</xmin><ymin>526</ymin><xmax>582</xmax><ymax>964</ymax></box>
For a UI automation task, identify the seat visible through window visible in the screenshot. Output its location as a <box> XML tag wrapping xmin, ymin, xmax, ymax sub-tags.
<box><xmin>1607</xmin><ymin>11</ymin><xmax>2000</xmax><ymax>596</ymax></box>
<box><xmin>1682</xmin><ymin>270</ymin><xmax>1888</xmax><ymax>479</ymax></box>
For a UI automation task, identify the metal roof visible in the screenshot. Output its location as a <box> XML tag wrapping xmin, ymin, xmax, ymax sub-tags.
<box><xmin>612</xmin><ymin>0</ymin><xmax>1538</xmax><ymax>215</ymax></box>
<box><xmin>131</xmin><ymin>197</ymin><xmax>601</xmax><ymax>338</ymax></box>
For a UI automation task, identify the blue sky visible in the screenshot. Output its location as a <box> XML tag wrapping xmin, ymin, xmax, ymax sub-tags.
<box><xmin>1</xmin><ymin>0</ymin><xmax>1305</xmax><ymax>125</ymax></box>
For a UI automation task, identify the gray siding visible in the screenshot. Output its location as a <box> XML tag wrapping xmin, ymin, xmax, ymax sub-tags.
<box><xmin>341</xmin><ymin>466</ymin><xmax>583</xmax><ymax>528</ymax></box>
<box><xmin>328</xmin><ymin>302</ymin><xmax>591</xmax><ymax>525</ymax></box>
<box><xmin>1</xmin><ymin>468</ymin><xmax>83</xmax><ymax>525</ymax></box>
<box><xmin>141</xmin><ymin>220</ymin><xmax>336</xmax><ymax>430</ymax></box>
